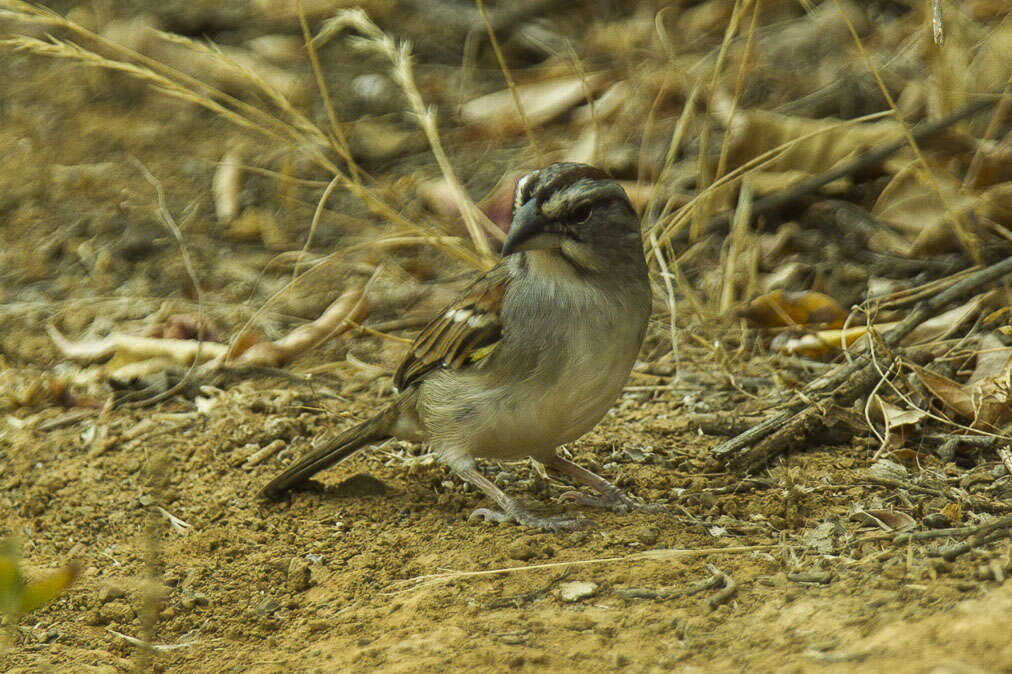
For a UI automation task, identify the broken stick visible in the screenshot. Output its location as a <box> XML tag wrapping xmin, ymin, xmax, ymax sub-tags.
<box><xmin>712</xmin><ymin>256</ymin><xmax>1012</xmax><ymax>472</ymax></box>
<box><xmin>685</xmin><ymin>98</ymin><xmax>996</xmax><ymax>242</ymax></box>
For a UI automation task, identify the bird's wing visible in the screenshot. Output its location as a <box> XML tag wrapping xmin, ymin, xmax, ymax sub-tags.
<box><xmin>393</xmin><ymin>263</ymin><xmax>509</xmax><ymax>391</ymax></box>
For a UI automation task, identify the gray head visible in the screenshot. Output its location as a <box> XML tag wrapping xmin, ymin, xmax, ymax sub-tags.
<box><xmin>502</xmin><ymin>163</ymin><xmax>642</xmax><ymax>273</ymax></box>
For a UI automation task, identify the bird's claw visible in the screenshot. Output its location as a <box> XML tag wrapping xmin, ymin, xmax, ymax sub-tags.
<box><xmin>468</xmin><ymin>507</ymin><xmax>598</xmax><ymax>532</ymax></box>
<box><xmin>557</xmin><ymin>490</ymin><xmax>671</xmax><ymax>516</ymax></box>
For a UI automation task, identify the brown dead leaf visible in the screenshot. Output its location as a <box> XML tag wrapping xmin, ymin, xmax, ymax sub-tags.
<box><xmin>740</xmin><ymin>289</ymin><xmax>847</xmax><ymax>329</ymax></box>
<box><xmin>850</xmin><ymin>509</ymin><xmax>916</xmax><ymax>532</ymax></box>
<box><xmin>871</xmin><ymin>395</ymin><xmax>928</xmax><ymax>454</ymax></box>
<box><xmin>773</xmin><ymin>323</ymin><xmax>891</xmax><ymax>358</ymax></box>
<box><xmin>774</xmin><ymin>293</ymin><xmax>990</xmax><ymax>358</ymax></box>
<box><xmin>572</xmin><ymin>80</ymin><xmax>630</xmax><ymax>125</ymax></box>
<box><xmin>966</xmin><ymin>143</ymin><xmax>1012</xmax><ymax>190</ymax></box>
<box><xmin>966</xmin><ymin>334</ymin><xmax>1012</xmax><ymax>428</ymax></box>
<box><xmin>225</xmin><ymin>208</ymin><xmax>294</xmax><ymax>251</ymax></box>
<box><xmin>144</xmin><ymin>315</ymin><xmax>220</xmax><ymax>342</ymax></box>
<box><xmin>718</xmin><ymin>108</ymin><xmax>906</xmax><ymax>177</ymax></box>
<box><xmin>967</xmin><ymin>334</ymin><xmax>1012</xmax><ymax>386</ymax></box>
<box><xmin>872</xmin><ymin>396</ymin><xmax>928</xmax><ymax>430</ymax></box>
<box><xmin>873</xmin><ymin>166</ymin><xmax>978</xmax><ymax>256</ymax></box>
<box><xmin>227</xmin><ymin>288</ymin><xmax>367</xmax><ymax>367</ymax></box>
<box><xmin>940</xmin><ymin>502</ymin><xmax>962</xmax><ymax>524</ymax></box>
<box><xmin>901</xmin><ymin>292</ymin><xmax>992</xmax><ymax>346</ymax></box>
<box><xmin>911</xmin><ymin>333</ymin><xmax>1012</xmax><ymax>428</ymax></box>
<box><xmin>212</xmin><ymin>147</ymin><xmax>243</xmax><ymax>224</ymax></box>
<box><xmin>460</xmin><ymin>74</ymin><xmax>609</xmax><ymax>133</ymax></box>
<box><xmin>420</xmin><ymin>173</ymin><xmax>517</xmax><ymax>235</ymax></box>
<box><xmin>102</xmin><ymin>15</ymin><xmax>306</xmax><ymax>101</ymax></box>
<box><xmin>912</xmin><ymin>365</ymin><xmax>975</xmax><ymax>418</ymax></box>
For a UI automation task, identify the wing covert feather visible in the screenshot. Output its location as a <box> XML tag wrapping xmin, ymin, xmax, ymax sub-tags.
<box><xmin>393</xmin><ymin>264</ymin><xmax>509</xmax><ymax>390</ymax></box>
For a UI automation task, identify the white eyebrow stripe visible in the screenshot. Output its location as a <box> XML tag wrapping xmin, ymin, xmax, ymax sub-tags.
<box><xmin>514</xmin><ymin>172</ymin><xmax>538</xmax><ymax>212</ymax></box>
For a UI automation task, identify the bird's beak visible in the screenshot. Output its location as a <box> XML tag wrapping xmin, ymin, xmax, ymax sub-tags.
<box><xmin>502</xmin><ymin>200</ymin><xmax>562</xmax><ymax>257</ymax></box>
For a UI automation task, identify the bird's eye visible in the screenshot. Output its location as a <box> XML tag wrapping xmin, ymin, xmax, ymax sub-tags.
<box><xmin>570</xmin><ymin>204</ymin><xmax>593</xmax><ymax>223</ymax></box>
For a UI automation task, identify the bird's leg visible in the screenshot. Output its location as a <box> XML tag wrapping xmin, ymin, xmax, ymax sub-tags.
<box><xmin>547</xmin><ymin>454</ymin><xmax>667</xmax><ymax>514</ymax></box>
<box><xmin>455</xmin><ymin>464</ymin><xmax>596</xmax><ymax>532</ymax></box>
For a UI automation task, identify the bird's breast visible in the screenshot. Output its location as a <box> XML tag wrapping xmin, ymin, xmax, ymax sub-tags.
<box><xmin>446</xmin><ymin>269</ymin><xmax>648</xmax><ymax>459</ymax></box>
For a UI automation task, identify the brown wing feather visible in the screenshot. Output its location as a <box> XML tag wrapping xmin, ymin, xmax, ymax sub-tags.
<box><xmin>393</xmin><ymin>263</ymin><xmax>509</xmax><ymax>391</ymax></box>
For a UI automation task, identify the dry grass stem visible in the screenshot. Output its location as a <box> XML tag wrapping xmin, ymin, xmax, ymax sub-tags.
<box><xmin>691</xmin><ymin>0</ymin><xmax>749</xmax><ymax>241</ymax></box>
<box><xmin>320</xmin><ymin>9</ymin><xmax>500</xmax><ymax>263</ymax></box>
<box><xmin>830</xmin><ymin>0</ymin><xmax>978</xmax><ymax>262</ymax></box>
<box><xmin>390</xmin><ymin>545</ymin><xmax>774</xmax><ymax>592</ymax></box>
<box><xmin>2</xmin><ymin>3</ymin><xmax>489</xmax><ymax>273</ymax></box>
<box><xmin>296</xmin><ymin>0</ymin><xmax>360</xmax><ymax>182</ymax></box>
<box><xmin>650</xmin><ymin>109</ymin><xmax>893</xmax><ymax>251</ymax></box>
<box><xmin>475</xmin><ymin>0</ymin><xmax>544</xmax><ymax>164</ymax></box>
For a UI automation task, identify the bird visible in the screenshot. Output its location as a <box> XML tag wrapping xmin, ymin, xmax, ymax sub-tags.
<box><xmin>262</xmin><ymin>162</ymin><xmax>654</xmax><ymax>531</ymax></box>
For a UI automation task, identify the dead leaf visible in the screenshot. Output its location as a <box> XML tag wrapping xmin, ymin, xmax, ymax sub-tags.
<box><xmin>911</xmin><ymin>333</ymin><xmax>1012</xmax><ymax>428</ymax></box>
<box><xmin>572</xmin><ymin>80</ymin><xmax>630</xmax><ymax>125</ymax></box>
<box><xmin>144</xmin><ymin>315</ymin><xmax>220</xmax><ymax>342</ymax></box>
<box><xmin>912</xmin><ymin>365</ymin><xmax>975</xmax><ymax>418</ymax></box>
<box><xmin>850</xmin><ymin>509</ymin><xmax>916</xmax><ymax>531</ymax></box>
<box><xmin>460</xmin><ymin>74</ymin><xmax>609</xmax><ymax>133</ymax></box>
<box><xmin>226</xmin><ymin>288</ymin><xmax>367</xmax><ymax>367</ymax></box>
<box><xmin>718</xmin><ymin>107</ymin><xmax>907</xmax><ymax>177</ymax></box>
<box><xmin>103</xmin><ymin>15</ymin><xmax>306</xmax><ymax>101</ymax></box>
<box><xmin>871</xmin><ymin>395</ymin><xmax>928</xmax><ymax>454</ymax></box>
<box><xmin>966</xmin><ymin>334</ymin><xmax>1012</xmax><ymax>428</ymax></box>
<box><xmin>420</xmin><ymin>173</ymin><xmax>517</xmax><ymax>235</ymax></box>
<box><xmin>940</xmin><ymin>502</ymin><xmax>962</xmax><ymax>524</ymax></box>
<box><xmin>873</xmin><ymin>166</ymin><xmax>978</xmax><ymax>255</ymax></box>
<box><xmin>225</xmin><ymin>208</ymin><xmax>293</xmax><ymax>251</ymax></box>
<box><xmin>773</xmin><ymin>323</ymin><xmax>893</xmax><ymax>359</ymax></box>
<box><xmin>740</xmin><ymin>289</ymin><xmax>847</xmax><ymax>329</ymax></box>
<box><xmin>901</xmin><ymin>293</ymin><xmax>991</xmax><ymax>346</ymax></box>
<box><xmin>967</xmin><ymin>334</ymin><xmax>1012</xmax><ymax>386</ymax></box>
<box><xmin>872</xmin><ymin>396</ymin><xmax>928</xmax><ymax>429</ymax></box>
<box><xmin>213</xmin><ymin>148</ymin><xmax>242</xmax><ymax>224</ymax></box>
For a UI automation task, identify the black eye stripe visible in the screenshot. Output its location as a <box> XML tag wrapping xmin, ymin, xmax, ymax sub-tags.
<box><xmin>569</xmin><ymin>203</ymin><xmax>593</xmax><ymax>222</ymax></box>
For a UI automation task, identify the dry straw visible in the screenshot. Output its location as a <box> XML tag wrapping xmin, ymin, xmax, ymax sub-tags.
<box><xmin>0</xmin><ymin>1</ymin><xmax>494</xmax><ymax>271</ymax></box>
<box><xmin>388</xmin><ymin>544</ymin><xmax>774</xmax><ymax>593</ymax></box>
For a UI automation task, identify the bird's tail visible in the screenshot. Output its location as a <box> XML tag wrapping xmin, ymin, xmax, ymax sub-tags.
<box><xmin>260</xmin><ymin>404</ymin><xmax>398</xmax><ymax>498</ymax></box>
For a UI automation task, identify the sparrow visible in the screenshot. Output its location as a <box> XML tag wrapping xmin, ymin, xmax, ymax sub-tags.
<box><xmin>263</xmin><ymin>162</ymin><xmax>654</xmax><ymax>531</ymax></box>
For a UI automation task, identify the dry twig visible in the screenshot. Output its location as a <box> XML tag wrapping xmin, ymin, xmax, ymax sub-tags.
<box><xmin>713</xmin><ymin>256</ymin><xmax>1012</xmax><ymax>471</ymax></box>
<box><xmin>681</xmin><ymin>99</ymin><xmax>995</xmax><ymax>244</ymax></box>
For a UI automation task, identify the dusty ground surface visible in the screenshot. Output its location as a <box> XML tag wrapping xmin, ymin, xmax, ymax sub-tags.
<box><xmin>2</xmin><ymin>1</ymin><xmax>1012</xmax><ymax>673</ymax></box>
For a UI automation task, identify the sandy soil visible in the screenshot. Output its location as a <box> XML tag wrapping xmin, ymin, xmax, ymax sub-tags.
<box><xmin>2</xmin><ymin>2</ymin><xmax>1011</xmax><ymax>673</ymax></box>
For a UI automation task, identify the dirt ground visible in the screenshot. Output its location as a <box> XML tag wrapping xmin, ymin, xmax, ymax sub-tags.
<box><xmin>2</xmin><ymin>1</ymin><xmax>1012</xmax><ymax>673</ymax></box>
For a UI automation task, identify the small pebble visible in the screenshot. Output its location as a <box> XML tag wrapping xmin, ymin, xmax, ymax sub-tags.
<box><xmin>559</xmin><ymin>581</ymin><xmax>598</xmax><ymax>603</ymax></box>
<box><xmin>287</xmin><ymin>557</ymin><xmax>312</xmax><ymax>592</ymax></box>
<box><xmin>98</xmin><ymin>583</ymin><xmax>127</xmax><ymax>603</ymax></box>
<box><xmin>637</xmin><ymin>526</ymin><xmax>659</xmax><ymax>547</ymax></box>
<box><xmin>507</xmin><ymin>538</ymin><xmax>538</xmax><ymax>561</ymax></box>
<box><xmin>98</xmin><ymin>601</ymin><xmax>134</xmax><ymax>625</ymax></box>
<box><xmin>255</xmin><ymin>596</ymin><xmax>280</xmax><ymax>617</ymax></box>
<box><xmin>180</xmin><ymin>590</ymin><xmax>209</xmax><ymax>610</ymax></box>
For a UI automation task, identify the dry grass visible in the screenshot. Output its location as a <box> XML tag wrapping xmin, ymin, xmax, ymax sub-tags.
<box><xmin>0</xmin><ymin>1</ymin><xmax>491</xmax><ymax>271</ymax></box>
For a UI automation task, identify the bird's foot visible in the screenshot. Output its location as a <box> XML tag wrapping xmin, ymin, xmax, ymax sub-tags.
<box><xmin>558</xmin><ymin>490</ymin><xmax>670</xmax><ymax>515</ymax></box>
<box><xmin>468</xmin><ymin>507</ymin><xmax>597</xmax><ymax>532</ymax></box>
